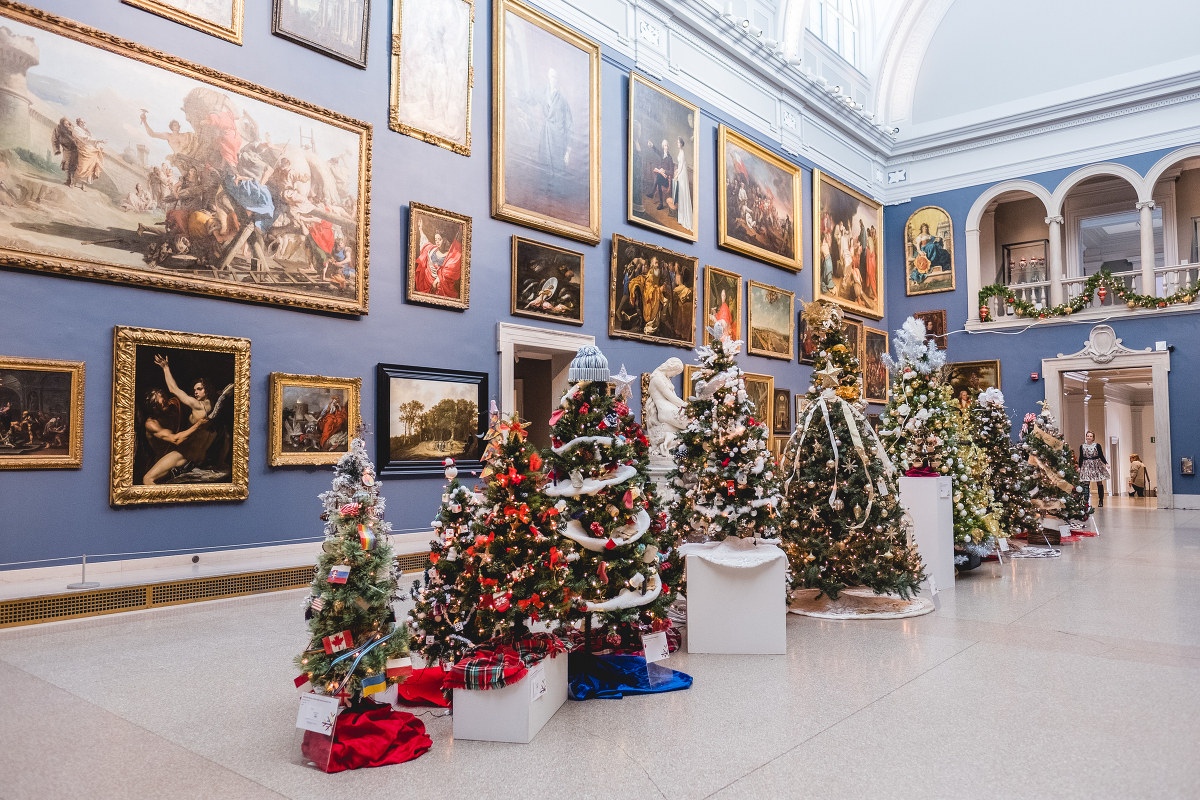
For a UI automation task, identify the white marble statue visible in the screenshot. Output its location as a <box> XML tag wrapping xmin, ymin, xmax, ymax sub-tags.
<box><xmin>644</xmin><ymin>357</ymin><xmax>688</xmax><ymax>464</ymax></box>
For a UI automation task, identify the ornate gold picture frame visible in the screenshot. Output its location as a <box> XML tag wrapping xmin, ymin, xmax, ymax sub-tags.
<box><xmin>905</xmin><ymin>205</ymin><xmax>955</xmax><ymax>296</ymax></box>
<box><xmin>628</xmin><ymin>71</ymin><xmax>700</xmax><ymax>242</ymax></box>
<box><xmin>268</xmin><ymin>373</ymin><xmax>361</xmax><ymax>466</ymax></box>
<box><xmin>511</xmin><ymin>235</ymin><xmax>584</xmax><ymax>325</ymax></box>
<box><xmin>609</xmin><ymin>233</ymin><xmax>697</xmax><ymax>349</ymax></box>
<box><xmin>123</xmin><ymin>0</ymin><xmax>244</xmax><ymax>45</ymax></box>
<box><xmin>110</xmin><ymin>326</ymin><xmax>250</xmax><ymax>506</ymax></box>
<box><xmin>813</xmin><ymin>169</ymin><xmax>884</xmax><ymax>319</ymax></box>
<box><xmin>746</xmin><ymin>279</ymin><xmax>795</xmax><ymax>361</ymax></box>
<box><xmin>0</xmin><ymin>355</ymin><xmax>84</xmax><ymax>469</ymax></box>
<box><xmin>406</xmin><ymin>202</ymin><xmax>472</xmax><ymax>310</ymax></box>
<box><xmin>742</xmin><ymin>371</ymin><xmax>775</xmax><ymax>435</ymax></box>
<box><xmin>492</xmin><ymin>0</ymin><xmax>601</xmax><ymax>244</ymax></box>
<box><xmin>703</xmin><ymin>265</ymin><xmax>741</xmax><ymax>346</ymax></box>
<box><xmin>0</xmin><ymin>3</ymin><xmax>372</xmax><ymax>315</ymax></box>
<box><xmin>863</xmin><ymin>327</ymin><xmax>889</xmax><ymax>404</ymax></box>
<box><xmin>390</xmin><ymin>0</ymin><xmax>474</xmax><ymax>155</ymax></box>
<box><xmin>717</xmin><ymin>125</ymin><xmax>802</xmax><ymax>271</ymax></box>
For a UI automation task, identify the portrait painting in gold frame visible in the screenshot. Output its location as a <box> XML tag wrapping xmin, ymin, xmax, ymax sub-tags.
<box><xmin>123</xmin><ymin>0</ymin><xmax>244</xmax><ymax>44</ymax></box>
<box><xmin>390</xmin><ymin>0</ymin><xmax>474</xmax><ymax>155</ymax></box>
<box><xmin>628</xmin><ymin>71</ymin><xmax>699</xmax><ymax>242</ymax></box>
<box><xmin>0</xmin><ymin>355</ymin><xmax>84</xmax><ymax>469</ymax></box>
<box><xmin>703</xmin><ymin>265</ymin><xmax>741</xmax><ymax>346</ymax></box>
<box><xmin>406</xmin><ymin>203</ymin><xmax>472</xmax><ymax>310</ymax></box>
<box><xmin>268</xmin><ymin>373</ymin><xmax>361</xmax><ymax>466</ymax></box>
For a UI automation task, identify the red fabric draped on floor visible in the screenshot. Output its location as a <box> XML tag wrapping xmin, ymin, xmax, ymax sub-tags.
<box><xmin>301</xmin><ymin>700</ymin><xmax>431</xmax><ymax>772</ymax></box>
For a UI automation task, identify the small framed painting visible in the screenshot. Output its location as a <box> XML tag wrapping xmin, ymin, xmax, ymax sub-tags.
<box><xmin>268</xmin><ymin>374</ymin><xmax>361</xmax><ymax>466</ymax></box>
<box><xmin>718</xmin><ymin>125</ymin><xmax>801</xmax><ymax>271</ymax></box>
<box><xmin>905</xmin><ymin>206</ymin><xmax>955</xmax><ymax>296</ymax></box>
<box><xmin>376</xmin><ymin>364</ymin><xmax>487</xmax><ymax>477</ymax></box>
<box><xmin>742</xmin><ymin>371</ymin><xmax>775</xmax><ymax>434</ymax></box>
<box><xmin>273</xmin><ymin>0</ymin><xmax>370</xmax><ymax>68</ymax></box>
<box><xmin>863</xmin><ymin>327</ymin><xmax>889</xmax><ymax>404</ymax></box>
<box><xmin>628</xmin><ymin>71</ymin><xmax>700</xmax><ymax>242</ymax></box>
<box><xmin>703</xmin><ymin>266</ymin><xmax>742</xmax><ymax>345</ymax></box>
<box><xmin>406</xmin><ymin>203</ymin><xmax>471</xmax><ymax>310</ymax></box>
<box><xmin>796</xmin><ymin>393</ymin><xmax>810</xmax><ymax>425</ymax></box>
<box><xmin>511</xmin><ymin>236</ymin><xmax>584</xmax><ymax>326</ymax></box>
<box><xmin>913</xmin><ymin>309</ymin><xmax>948</xmax><ymax>350</ymax></box>
<box><xmin>747</xmin><ymin>280</ymin><xmax>795</xmax><ymax>361</ymax></box>
<box><xmin>609</xmin><ymin>234</ymin><xmax>698</xmax><ymax>349</ymax></box>
<box><xmin>843</xmin><ymin>317</ymin><xmax>864</xmax><ymax>367</ymax></box>
<box><xmin>946</xmin><ymin>360</ymin><xmax>1001</xmax><ymax>407</ymax></box>
<box><xmin>1182</xmin><ymin>457</ymin><xmax>1195</xmax><ymax>476</ymax></box>
<box><xmin>797</xmin><ymin>312</ymin><xmax>819</xmax><ymax>366</ymax></box>
<box><xmin>110</xmin><ymin>327</ymin><xmax>250</xmax><ymax>506</ymax></box>
<box><xmin>813</xmin><ymin>169</ymin><xmax>884</xmax><ymax>319</ymax></box>
<box><xmin>390</xmin><ymin>0</ymin><xmax>474</xmax><ymax>154</ymax></box>
<box><xmin>0</xmin><ymin>356</ymin><xmax>85</xmax><ymax>470</ymax></box>
<box><xmin>124</xmin><ymin>0</ymin><xmax>244</xmax><ymax>44</ymax></box>
<box><xmin>772</xmin><ymin>388</ymin><xmax>791</xmax><ymax>435</ymax></box>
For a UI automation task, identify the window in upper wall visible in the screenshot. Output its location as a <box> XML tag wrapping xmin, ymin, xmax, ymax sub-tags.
<box><xmin>1078</xmin><ymin>209</ymin><xmax>1164</xmax><ymax>276</ymax></box>
<box><xmin>809</xmin><ymin>0</ymin><xmax>859</xmax><ymax>68</ymax></box>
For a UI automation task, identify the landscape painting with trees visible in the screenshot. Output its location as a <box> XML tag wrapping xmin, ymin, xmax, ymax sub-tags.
<box><xmin>376</xmin><ymin>364</ymin><xmax>486</xmax><ymax>476</ymax></box>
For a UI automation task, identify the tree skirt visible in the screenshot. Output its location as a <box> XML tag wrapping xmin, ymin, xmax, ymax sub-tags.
<box><xmin>789</xmin><ymin>587</ymin><xmax>934</xmax><ymax>619</ymax></box>
<box><xmin>300</xmin><ymin>700</ymin><xmax>431</xmax><ymax>772</ymax></box>
<box><xmin>567</xmin><ymin>653</ymin><xmax>692</xmax><ymax>700</ymax></box>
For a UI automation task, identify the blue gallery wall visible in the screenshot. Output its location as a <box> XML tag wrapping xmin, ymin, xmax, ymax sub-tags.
<box><xmin>0</xmin><ymin>0</ymin><xmax>867</xmax><ymax>569</ymax></box>
<box><xmin>883</xmin><ymin>147</ymin><xmax>1200</xmax><ymax>500</ymax></box>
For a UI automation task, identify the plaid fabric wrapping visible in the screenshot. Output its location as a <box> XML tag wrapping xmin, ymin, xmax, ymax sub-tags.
<box><xmin>444</xmin><ymin>633</ymin><xmax>566</xmax><ymax>691</ymax></box>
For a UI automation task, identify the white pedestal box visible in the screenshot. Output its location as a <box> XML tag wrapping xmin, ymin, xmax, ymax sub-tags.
<box><xmin>682</xmin><ymin>539</ymin><xmax>787</xmax><ymax>655</ymax></box>
<box><xmin>646</xmin><ymin>462</ymin><xmax>674</xmax><ymax>498</ymax></box>
<box><xmin>451</xmin><ymin>652</ymin><xmax>567</xmax><ymax>744</ymax></box>
<box><xmin>899</xmin><ymin>476</ymin><xmax>955</xmax><ymax>591</ymax></box>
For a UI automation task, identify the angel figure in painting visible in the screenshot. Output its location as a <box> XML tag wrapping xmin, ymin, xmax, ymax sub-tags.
<box><xmin>413</xmin><ymin>219</ymin><xmax>462</xmax><ymax>299</ymax></box>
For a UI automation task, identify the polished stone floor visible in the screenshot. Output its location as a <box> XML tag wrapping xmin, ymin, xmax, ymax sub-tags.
<box><xmin>2</xmin><ymin>505</ymin><xmax>1198</xmax><ymax>799</ymax></box>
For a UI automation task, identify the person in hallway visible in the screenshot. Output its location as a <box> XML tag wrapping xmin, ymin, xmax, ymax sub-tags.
<box><xmin>1078</xmin><ymin>430</ymin><xmax>1110</xmax><ymax>508</ymax></box>
<box><xmin>1128</xmin><ymin>453</ymin><xmax>1148</xmax><ymax>497</ymax></box>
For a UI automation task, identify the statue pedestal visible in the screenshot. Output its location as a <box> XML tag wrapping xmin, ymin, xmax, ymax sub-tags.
<box><xmin>646</xmin><ymin>462</ymin><xmax>674</xmax><ymax>496</ymax></box>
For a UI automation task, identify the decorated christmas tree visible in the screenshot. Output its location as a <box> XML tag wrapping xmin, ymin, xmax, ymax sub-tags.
<box><xmin>879</xmin><ymin>317</ymin><xmax>1000</xmax><ymax>564</ymax></box>
<box><xmin>295</xmin><ymin>437</ymin><xmax>411</xmax><ymax>702</ymax></box>
<box><xmin>408</xmin><ymin>457</ymin><xmax>483</xmax><ymax>667</ymax></box>
<box><xmin>667</xmin><ymin>321</ymin><xmax>783</xmax><ymax>542</ymax></box>
<box><xmin>972</xmin><ymin>389</ymin><xmax>1039</xmax><ymax>539</ymax></box>
<box><xmin>545</xmin><ymin>346</ymin><xmax>680</xmax><ymax>652</ymax></box>
<box><xmin>1021</xmin><ymin>402</ymin><xmax>1090</xmax><ymax>528</ymax></box>
<box><xmin>779</xmin><ymin>302</ymin><xmax>924</xmax><ymax>600</ymax></box>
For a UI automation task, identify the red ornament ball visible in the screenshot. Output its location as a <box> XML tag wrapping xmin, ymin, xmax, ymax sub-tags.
<box><xmin>1097</xmin><ymin>286</ymin><xmax>1108</xmax><ymax>303</ymax></box>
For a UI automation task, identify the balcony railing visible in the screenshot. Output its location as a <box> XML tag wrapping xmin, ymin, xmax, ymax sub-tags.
<box><xmin>987</xmin><ymin>279</ymin><xmax>1049</xmax><ymax>319</ymax></box>
<box><xmin>1064</xmin><ymin>269</ymin><xmax>1140</xmax><ymax>307</ymax></box>
<box><xmin>1156</xmin><ymin>264</ymin><xmax>1200</xmax><ymax>297</ymax></box>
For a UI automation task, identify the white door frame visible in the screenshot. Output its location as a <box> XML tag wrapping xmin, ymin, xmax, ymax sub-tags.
<box><xmin>497</xmin><ymin>322</ymin><xmax>595</xmax><ymax>416</ymax></box>
<box><xmin>1042</xmin><ymin>325</ymin><xmax>1172</xmax><ymax>508</ymax></box>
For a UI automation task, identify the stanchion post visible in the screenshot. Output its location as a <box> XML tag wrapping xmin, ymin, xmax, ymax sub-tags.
<box><xmin>67</xmin><ymin>554</ymin><xmax>100</xmax><ymax>591</ymax></box>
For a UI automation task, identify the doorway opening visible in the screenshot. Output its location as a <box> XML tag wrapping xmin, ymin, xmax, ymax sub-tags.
<box><xmin>497</xmin><ymin>322</ymin><xmax>596</xmax><ymax>450</ymax></box>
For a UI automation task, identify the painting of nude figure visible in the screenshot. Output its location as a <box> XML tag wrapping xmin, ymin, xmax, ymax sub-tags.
<box><xmin>0</xmin><ymin>5</ymin><xmax>370</xmax><ymax>315</ymax></box>
<box><xmin>111</xmin><ymin>326</ymin><xmax>249</xmax><ymax>506</ymax></box>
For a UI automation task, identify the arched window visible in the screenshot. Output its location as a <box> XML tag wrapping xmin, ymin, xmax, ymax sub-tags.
<box><xmin>808</xmin><ymin>0</ymin><xmax>858</xmax><ymax>66</ymax></box>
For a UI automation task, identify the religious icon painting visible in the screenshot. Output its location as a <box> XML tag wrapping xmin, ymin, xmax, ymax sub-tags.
<box><xmin>813</xmin><ymin>169</ymin><xmax>884</xmax><ymax>319</ymax></box>
<box><xmin>123</xmin><ymin>0</ymin><xmax>244</xmax><ymax>44</ymax></box>
<box><xmin>0</xmin><ymin>356</ymin><xmax>85</xmax><ymax>470</ymax></box>
<box><xmin>511</xmin><ymin>236</ymin><xmax>584</xmax><ymax>326</ymax></box>
<box><xmin>390</xmin><ymin>0</ymin><xmax>474</xmax><ymax>155</ymax></box>
<box><xmin>796</xmin><ymin>311</ymin><xmax>819</xmax><ymax>366</ymax></box>
<box><xmin>703</xmin><ymin>266</ymin><xmax>742</xmax><ymax>346</ymax></box>
<box><xmin>772</xmin><ymin>388</ymin><xmax>791</xmax><ymax>435</ymax></box>
<box><xmin>406</xmin><ymin>203</ymin><xmax>471</xmax><ymax>310</ymax></box>
<box><xmin>376</xmin><ymin>364</ymin><xmax>487</xmax><ymax>477</ymax></box>
<box><xmin>492</xmin><ymin>0</ymin><xmax>600</xmax><ymax>244</ymax></box>
<box><xmin>717</xmin><ymin>125</ymin><xmax>802</xmax><ymax>271</ymax></box>
<box><xmin>272</xmin><ymin>0</ymin><xmax>371</xmax><ymax>68</ymax></box>
<box><xmin>746</xmin><ymin>280</ymin><xmax>795</xmax><ymax>361</ymax></box>
<box><xmin>628</xmin><ymin>71</ymin><xmax>700</xmax><ymax>242</ymax></box>
<box><xmin>268</xmin><ymin>374</ymin><xmax>361</xmax><ymax>466</ymax></box>
<box><xmin>110</xmin><ymin>327</ymin><xmax>250</xmax><ymax>506</ymax></box>
<box><xmin>905</xmin><ymin>206</ymin><xmax>955</xmax><ymax>296</ymax></box>
<box><xmin>913</xmin><ymin>309</ymin><xmax>948</xmax><ymax>350</ymax></box>
<box><xmin>608</xmin><ymin>234</ymin><xmax>698</xmax><ymax>349</ymax></box>
<box><xmin>863</xmin><ymin>327</ymin><xmax>889</xmax><ymax>405</ymax></box>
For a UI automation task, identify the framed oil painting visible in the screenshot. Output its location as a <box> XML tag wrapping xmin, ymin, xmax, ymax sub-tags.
<box><xmin>863</xmin><ymin>327</ymin><xmax>889</xmax><ymax>404</ymax></box>
<box><xmin>0</xmin><ymin>356</ymin><xmax>84</xmax><ymax>469</ymax></box>
<box><xmin>796</xmin><ymin>393</ymin><xmax>810</xmax><ymax>425</ymax></box>
<box><xmin>123</xmin><ymin>0</ymin><xmax>244</xmax><ymax>44</ymax></box>
<box><xmin>272</xmin><ymin>0</ymin><xmax>370</xmax><ymax>68</ymax></box>
<box><xmin>742</xmin><ymin>371</ymin><xmax>774</xmax><ymax>434</ymax></box>
<box><xmin>843</xmin><ymin>316</ymin><xmax>863</xmax><ymax>367</ymax></box>
<box><xmin>492</xmin><ymin>0</ymin><xmax>600</xmax><ymax>244</ymax></box>
<box><xmin>747</xmin><ymin>280</ymin><xmax>795</xmax><ymax>360</ymax></box>
<box><xmin>913</xmin><ymin>309</ymin><xmax>948</xmax><ymax>350</ymax></box>
<box><xmin>609</xmin><ymin>234</ymin><xmax>697</xmax><ymax>349</ymax></box>
<box><xmin>110</xmin><ymin>326</ymin><xmax>249</xmax><ymax>506</ymax></box>
<box><xmin>718</xmin><ymin>125</ymin><xmax>801</xmax><ymax>271</ymax></box>
<box><xmin>0</xmin><ymin>4</ymin><xmax>371</xmax><ymax>315</ymax></box>
<box><xmin>772</xmin><ymin>388</ymin><xmax>791</xmax><ymax>435</ymax></box>
<box><xmin>390</xmin><ymin>0</ymin><xmax>474</xmax><ymax>155</ymax></box>
<box><xmin>628</xmin><ymin>71</ymin><xmax>699</xmax><ymax>242</ymax></box>
<box><xmin>268</xmin><ymin>373</ymin><xmax>361</xmax><ymax>466</ymax></box>
<box><xmin>406</xmin><ymin>203</ymin><xmax>471</xmax><ymax>310</ymax></box>
<box><xmin>797</xmin><ymin>311</ymin><xmax>819</xmax><ymax>365</ymax></box>
<box><xmin>905</xmin><ymin>205</ymin><xmax>955</xmax><ymax>296</ymax></box>
<box><xmin>814</xmin><ymin>169</ymin><xmax>884</xmax><ymax>319</ymax></box>
<box><xmin>703</xmin><ymin>265</ymin><xmax>741</xmax><ymax>345</ymax></box>
<box><xmin>376</xmin><ymin>364</ymin><xmax>486</xmax><ymax>477</ymax></box>
<box><xmin>512</xmin><ymin>236</ymin><xmax>583</xmax><ymax>326</ymax></box>
<box><xmin>947</xmin><ymin>360</ymin><xmax>1001</xmax><ymax>407</ymax></box>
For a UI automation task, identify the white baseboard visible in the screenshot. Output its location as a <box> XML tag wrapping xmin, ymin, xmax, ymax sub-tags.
<box><xmin>1169</xmin><ymin>494</ymin><xmax>1200</xmax><ymax>510</ymax></box>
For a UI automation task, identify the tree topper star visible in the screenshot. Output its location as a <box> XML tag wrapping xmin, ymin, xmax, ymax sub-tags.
<box><xmin>814</xmin><ymin>363</ymin><xmax>842</xmax><ymax>389</ymax></box>
<box><xmin>612</xmin><ymin>364</ymin><xmax>636</xmax><ymax>401</ymax></box>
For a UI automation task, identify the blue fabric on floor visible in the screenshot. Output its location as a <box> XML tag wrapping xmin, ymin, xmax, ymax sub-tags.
<box><xmin>568</xmin><ymin>652</ymin><xmax>693</xmax><ymax>700</ymax></box>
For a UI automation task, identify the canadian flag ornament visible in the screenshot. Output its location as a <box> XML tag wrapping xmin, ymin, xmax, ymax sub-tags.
<box><xmin>322</xmin><ymin>630</ymin><xmax>354</xmax><ymax>654</ymax></box>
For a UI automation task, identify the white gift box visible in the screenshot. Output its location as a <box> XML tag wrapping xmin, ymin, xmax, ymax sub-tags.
<box><xmin>683</xmin><ymin>539</ymin><xmax>787</xmax><ymax>654</ymax></box>
<box><xmin>452</xmin><ymin>652</ymin><xmax>567</xmax><ymax>744</ymax></box>
<box><xmin>899</xmin><ymin>476</ymin><xmax>955</xmax><ymax>590</ymax></box>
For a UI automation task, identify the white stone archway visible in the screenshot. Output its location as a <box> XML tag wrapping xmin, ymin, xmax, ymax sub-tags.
<box><xmin>496</xmin><ymin>322</ymin><xmax>594</xmax><ymax>417</ymax></box>
<box><xmin>1042</xmin><ymin>325</ymin><xmax>1173</xmax><ymax>509</ymax></box>
<box><xmin>965</xmin><ymin>178</ymin><xmax>1054</xmax><ymax>322</ymax></box>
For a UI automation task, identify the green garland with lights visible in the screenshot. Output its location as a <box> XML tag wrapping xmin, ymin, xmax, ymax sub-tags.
<box><xmin>977</xmin><ymin>268</ymin><xmax>1199</xmax><ymax>321</ymax></box>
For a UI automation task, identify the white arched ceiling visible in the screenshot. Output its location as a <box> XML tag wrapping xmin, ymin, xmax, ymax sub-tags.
<box><xmin>871</xmin><ymin>0</ymin><xmax>955</xmax><ymax>126</ymax></box>
<box><xmin>909</xmin><ymin>0</ymin><xmax>1200</xmax><ymax>127</ymax></box>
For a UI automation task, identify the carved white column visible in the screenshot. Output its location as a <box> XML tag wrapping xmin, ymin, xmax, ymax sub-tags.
<box><xmin>1137</xmin><ymin>200</ymin><xmax>1157</xmax><ymax>296</ymax></box>
<box><xmin>1046</xmin><ymin>215</ymin><xmax>1065</xmax><ymax>306</ymax></box>
<box><xmin>966</xmin><ymin>226</ymin><xmax>982</xmax><ymax>322</ymax></box>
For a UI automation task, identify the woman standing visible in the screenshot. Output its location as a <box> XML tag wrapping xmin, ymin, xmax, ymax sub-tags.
<box><xmin>1128</xmin><ymin>453</ymin><xmax>1149</xmax><ymax>497</ymax></box>
<box><xmin>1078</xmin><ymin>431</ymin><xmax>1110</xmax><ymax>508</ymax></box>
